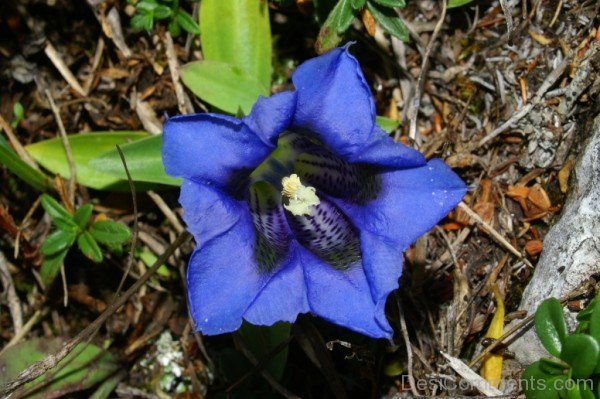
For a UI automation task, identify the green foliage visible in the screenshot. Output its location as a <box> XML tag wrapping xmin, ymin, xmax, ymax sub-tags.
<box><xmin>447</xmin><ymin>0</ymin><xmax>476</xmax><ymax>9</ymax></box>
<box><xmin>180</xmin><ymin>0</ymin><xmax>272</xmax><ymax>112</ymax></box>
<box><xmin>524</xmin><ymin>296</ymin><xmax>600</xmax><ymax>399</ymax></box>
<box><xmin>0</xmin><ymin>338</ymin><xmax>119</xmax><ymax>398</ymax></box>
<box><xmin>26</xmin><ymin>131</ymin><xmax>149</xmax><ymax>190</ymax></box>
<box><xmin>316</xmin><ymin>0</ymin><xmax>409</xmax><ymax>53</ymax></box>
<box><xmin>130</xmin><ymin>0</ymin><xmax>199</xmax><ymax>37</ymax></box>
<box><xmin>40</xmin><ymin>194</ymin><xmax>131</xmax><ymax>286</ymax></box>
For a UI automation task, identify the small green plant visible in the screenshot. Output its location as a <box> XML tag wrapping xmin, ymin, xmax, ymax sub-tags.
<box><xmin>130</xmin><ymin>0</ymin><xmax>200</xmax><ymax>37</ymax></box>
<box><xmin>40</xmin><ymin>194</ymin><xmax>131</xmax><ymax>286</ymax></box>
<box><xmin>523</xmin><ymin>296</ymin><xmax>600</xmax><ymax>399</ymax></box>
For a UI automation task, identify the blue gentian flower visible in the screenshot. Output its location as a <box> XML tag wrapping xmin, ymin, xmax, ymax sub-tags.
<box><xmin>162</xmin><ymin>46</ymin><xmax>466</xmax><ymax>338</ymax></box>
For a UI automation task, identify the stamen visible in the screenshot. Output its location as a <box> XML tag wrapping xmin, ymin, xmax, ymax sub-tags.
<box><xmin>281</xmin><ymin>174</ymin><xmax>320</xmax><ymax>216</ymax></box>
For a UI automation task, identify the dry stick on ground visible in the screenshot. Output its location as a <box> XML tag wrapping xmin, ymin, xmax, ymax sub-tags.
<box><xmin>147</xmin><ymin>191</ymin><xmax>185</xmax><ymax>233</ymax></box>
<box><xmin>227</xmin><ymin>334</ymin><xmax>295</xmax><ymax>394</ymax></box>
<box><xmin>458</xmin><ymin>202</ymin><xmax>533</xmax><ymax>269</ymax></box>
<box><xmin>0</xmin><ymin>251</ymin><xmax>23</xmax><ymax>335</ymax></box>
<box><xmin>407</xmin><ymin>0</ymin><xmax>447</xmax><ymax>143</ymax></box>
<box><xmin>0</xmin><ymin>231</ymin><xmax>192</xmax><ymax>398</ymax></box>
<box><xmin>164</xmin><ymin>32</ymin><xmax>194</xmax><ymax>115</ymax></box>
<box><xmin>397</xmin><ymin>301</ymin><xmax>420</xmax><ymax>397</ymax></box>
<box><xmin>468</xmin><ymin>283</ymin><xmax>591</xmax><ymax>368</ymax></box>
<box><xmin>44</xmin><ymin>42</ymin><xmax>87</xmax><ymax>97</ymax></box>
<box><xmin>0</xmin><ymin>114</ymin><xmax>38</xmax><ymax>169</ymax></box>
<box><xmin>45</xmin><ymin>91</ymin><xmax>76</xmax><ymax>210</ymax></box>
<box><xmin>232</xmin><ymin>333</ymin><xmax>301</xmax><ymax>399</ymax></box>
<box><xmin>114</xmin><ymin>145</ymin><xmax>139</xmax><ymax>298</ymax></box>
<box><xmin>476</xmin><ymin>52</ymin><xmax>571</xmax><ymax>148</ymax></box>
<box><xmin>14</xmin><ymin>196</ymin><xmax>41</xmax><ymax>259</ymax></box>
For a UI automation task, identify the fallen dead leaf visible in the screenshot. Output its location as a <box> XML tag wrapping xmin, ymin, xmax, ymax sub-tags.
<box><xmin>558</xmin><ymin>159</ymin><xmax>573</xmax><ymax>193</ymax></box>
<box><xmin>525</xmin><ymin>239</ymin><xmax>543</xmax><ymax>256</ymax></box>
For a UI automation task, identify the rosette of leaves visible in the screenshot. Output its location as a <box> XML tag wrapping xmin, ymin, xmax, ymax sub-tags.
<box><xmin>40</xmin><ymin>194</ymin><xmax>131</xmax><ymax>287</ymax></box>
<box><xmin>522</xmin><ymin>297</ymin><xmax>600</xmax><ymax>399</ymax></box>
<box><xmin>130</xmin><ymin>0</ymin><xmax>200</xmax><ymax>37</ymax></box>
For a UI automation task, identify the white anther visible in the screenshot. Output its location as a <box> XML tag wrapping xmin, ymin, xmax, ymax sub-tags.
<box><xmin>281</xmin><ymin>174</ymin><xmax>320</xmax><ymax>216</ymax></box>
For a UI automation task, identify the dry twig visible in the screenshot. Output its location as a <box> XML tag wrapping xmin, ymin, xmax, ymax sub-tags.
<box><xmin>44</xmin><ymin>42</ymin><xmax>87</xmax><ymax>97</ymax></box>
<box><xmin>0</xmin><ymin>251</ymin><xmax>23</xmax><ymax>335</ymax></box>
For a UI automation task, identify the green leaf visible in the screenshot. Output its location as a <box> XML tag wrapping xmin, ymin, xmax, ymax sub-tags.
<box><xmin>12</xmin><ymin>102</ymin><xmax>24</xmax><ymax>126</ymax></box>
<box><xmin>240</xmin><ymin>322</ymin><xmax>291</xmax><ymax>381</ymax></box>
<box><xmin>448</xmin><ymin>0</ymin><xmax>475</xmax><ymax>9</ymax></box>
<box><xmin>26</xmin><ymin>131</ymin><xmax>149</xmax><ymax>190</ymax></box>
<box><xmin>366</xmin><ymin>0</ymin><xmax>409</xmax><ymax>41</ymax></box>
<box><xmin>41</xmin><ymin>194</ymin><xmax>78</xmax><ymax>231</ymax></box>
<box><xmin>560</xmin><ymin>334</ymin><xmax>599</xmax><ymax>378</ymax></box>
<box><xmin>315</xmin><ymin>0</ymin><xmax>356</xmax><ymax>53</ymax></box>
<box><xmin>40</xmin><ymin>247</ymin><xmax>69</xmax><ymax>287</ymax></box>
<box><xmin>78</xmin><ymin>231</ymin><xmax>103</xmax><ymax>263</ymax></box>
<box><xmin>175</xmin><ymin>11</ymin><xmax>200</xmax><ymax>34</ymax></box>
<box><xmin>168</xmin><ymin>18</ymin><xmax>182</xmax><ymax>37</ymax></box>
<box><xmin>0</xmin><ymin>337</ymin><xmax>118</xmax><ymax>398</ymax></box>
<box><xmin>0</xmin><ymin>136</ymin><xmax>53</xmax><ymax>191</ymax></box>
<box><xmin>180</xmin><ymin>60</ymin><xmax>269</xmax><ymax>115</ymax></box>
<box><xmin>350</xmin><ymin>0</ymin><xmax>367</xmax><ymax>11</ymax></box>
<box><xmin>351</xmin><ymin>0</ymin><xmax>366</xmax><ymax>9</ymax></box>
<box><xmin>89</xmin><ymin>220</ymin><xmax>131</xmax><ymax>245</ymax></box>
<box><xmin>200</xmin><ymin>0</ymin><xmax>272</xmax><ymax>89</ymax></box>
<box><xmin>371</xmin><ymin>0</ymin><xmax>405</xmax><ymax>7</ymax></box>
<box><xmin>74</xmin><ymin>204</ymin><xmax>93</xmax><ymax>229</ymax></box>
<box><xmin>535</xmin><ymin>298</ymin><xmax>568</xmax><ymax>357</ymax></box>
<box><xmin>539</xmin><ymin>358</ymin><xmax>569</xmax><ymax>375</ymax></box>
<box><xmin>88</xmin><ymin>135</ymin><xmax>181</xmax><ymax>186</ymax></box>
<box><xmin>137</xmin><ymin>0</ymin><xmax>158</xmax><ymax>12</ymax></box>
<box><xmin>588</xmin><ymin>301</ymin><xmax>600</xmax><ymax>342</ymax></box>
<box><xmin>376</xmin><ymin>115</ymin><xmax>401</xmax><ymax>133</ymax></box>
<box><xmin>131</xmin><ymin>13</ymin><xmax>153</xmax><ymax>31</ymax></box>
<box><xmin>153</xmin><ymin>4</ymin><xmax>172</xmax><ymax>19</ymax></box>
<box><xmin>521</xmin><ymin>361</ymin><xmax>566</xmax><ymax>399</ymax></box>
<box><xmin>42</xmin><ymin>230</ymin><xmax>77</xmax><ymax>256</ymax></box>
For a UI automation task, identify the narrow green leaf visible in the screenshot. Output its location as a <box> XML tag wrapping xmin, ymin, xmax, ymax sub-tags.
<box><xmin>89</xmin><ymin>220</ymin><xmax>131</xmax><ymax>245</ymax></box>
<box><xmin>316</xmin><ymin>0</ymin><xmax>355</xmax><ymax>53</ymax></box>
<box><xmin>0</xmin><ymin>337</ymin><xmax>118</xmax><ymax>398</ymax></box>
<box><xmin>175</xmin><ymin>11</ymin><xmax>200</xmax><ymax>34</ymax></box>
<box><xmin>74</xmin><ymin>204</ymin><xmax>93</xmax><ymax>229</ymax></box>
<box><xmin>366</xmin><ymin>0</ymin><xmax>409</xmax><ymax>41</ymax></box>
<box><xmin>588</xmin><ymin>301</ymin><xmax>600</xmax><ymax>341</ymax></box>
<box><xmin>521</xmin><ymin>361</ymin><xmax>566</xmax><ymax>399</ymax></box>
<box><xmin>560</xmin><ymin>334</ymin><xmax>599</xmax><ymax>378</ymax></box>
<box><xmin>78</xmin><ymin>232</ymin><xmax>103</xmax><ymax>263</ymax></box>
<box><xmin>168</xmin><ymin>18</ymin><xmax>182</xmax><ymax>37</ymax></box>
<box><xmin>153</xmin><ymin>4</ymin><xmax>172</xmax><ymax>19</ymax></box>
<box><xmin>41</xmin><ymin>194</ymin><xmax>78</xmax><ymax>231</ymax></box>
<box><xmin>0</xmin><ymin>136</ymin><xmax>53</xmax><ymax>191</ymax></box>
<box><xmin>351</xmin><ymin>0</ymin><xmax>366</xmax><ymax>10</ymax></box>
<box><xmin>371</xmin><ymin>0</ymin><xmax>405</xmax><ymax>7</ymax></box>
<box><xmin>88</xmin><ymin>135</ymin><xmax>181</xmax><ymax>186</ymax></box>
<box><xmin>180</xmin><ymin>60</ymin><xmax>269</xmax><ymax>115</ymax></box>
<box><xmin>26</xmin><ymin>132</ymin><xmax>149</xmax><ymax>190</ymax></box>
<box><xmin>448</xmin><ymin>0</ymin><xmax>475</xmax><ymax>8</ymax></box>
<box><xmin>42</xmin><ymin>230</ymin><xmax>77</xmax><ymax>256</ymax></box>
<box><xmin>200</xmin><ymin>0</ymin><xmax>272</xmax><ymax>89</ymax></box>
<box><xmin>40</xmin><ymin>247</ymin><xmax>69</xmax><ymax>287</ymax></box>
<box><xmin>376</xmin><ymin>115</ymin><xmax>401</xmax><ymax>133</ymax></box>
<box><xmin>240</xmin><ymin>322</ymin><xmax>291</xmax><ymax>382</ymax></box>
<box><xmin>535</xmin><ymin>298</ymin><xmax>568</xmax><ymax>357</ymax></box>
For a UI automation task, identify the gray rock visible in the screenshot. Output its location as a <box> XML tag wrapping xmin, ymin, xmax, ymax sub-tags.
<box><xmin>510</xmin><ymin>113</ymin><xmax>600</xmax><ymax>365</ymax></box>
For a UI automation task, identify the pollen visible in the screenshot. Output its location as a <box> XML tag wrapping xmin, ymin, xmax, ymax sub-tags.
<box><xmin>281</xmin><ymin>174</ymin><xmax>320</xmax><ymax>216</ymax></box>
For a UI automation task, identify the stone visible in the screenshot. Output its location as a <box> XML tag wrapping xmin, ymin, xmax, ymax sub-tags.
<box><xmin>509</xmin><ymin>113</ymin><xmax>600</xmax><ymax>365</ymax></box>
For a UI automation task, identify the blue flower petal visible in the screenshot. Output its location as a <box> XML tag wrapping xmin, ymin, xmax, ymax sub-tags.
<box><xmin>291</xmin><ymin>47</ymin><xmax>376</xmax><ymax>159</ymax></box>
<box><xmin>187</xmin><ymin>207</ymin><xmax>266</xmax><ymax>336</ymax></box>
<box><xmin>359</xmin><ymin>231</ymin><xmax>404</xmax><ymax>329</ymax></box>
<box><xmin>351</xmin><ymin>126</ymin><xmax>426</xmax><ymax>168</ymax></box>
<box><xmin>179</xmin><ymin>179</ymin><xmax>243</xmax><ymax>245</ymax></box>
<box><xmin>163</xmin><ymin>113</ymin><xmax>274</xmax><ymax>187</ymax></box>
<box><xmin>243</xmin><ymin>91</ymin><xmax>297</xmax><ymax>146</ymax></box>
<box><xmin>336</xmin><ymin>159</ymin><xmax>467</xmax><ymax>250</ymax></box>
<box><xmin>244</xmin><ymin>243</ymin><xmax>309</xmax><ymax>325</ymax></box>
<box><xmin>301</xmin><ymin>248</ymin><xmax>392</xmax><ymax>339</ymax></box>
